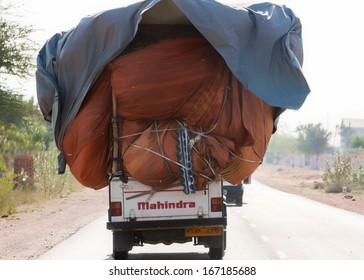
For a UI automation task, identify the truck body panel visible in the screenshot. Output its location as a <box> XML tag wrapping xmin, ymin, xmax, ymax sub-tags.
<box><xmin>109</xmin><ymin>179</ymin><xmax>223</xmax><ymax>222</ymax></box>
<box><xmin>107</xmin><ymin>178</ymin><xmax>227</xmax><ymax>259</ymax></box>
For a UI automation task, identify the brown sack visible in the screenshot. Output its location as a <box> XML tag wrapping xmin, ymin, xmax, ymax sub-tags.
<box><xmin>61</xmin><ymin>37</ymin><xmax>276</xmax><ymax>190</ymax></box>
<box><xmin>221</xmin><ymin>87</ymin><xmax>276</xmax><ymax>184</ymax></box>
<box><xmin>110</xmin><ymin>37</ymin><xmax>254</xmax><ymax>142</ymax></box>
<box><xmin>121</xmin><ymin>120</ymin><xmax>237</xmax><ymax>190</ymax></box>
<box><xmin>109</xmin><ymin>38</ymin><xmax>228</xmax><ymax>125</ymax></box>
<box><xmin>62</xmin><ymin>70</ymin><xmax>112</xmax><ymax>189</ymax></box>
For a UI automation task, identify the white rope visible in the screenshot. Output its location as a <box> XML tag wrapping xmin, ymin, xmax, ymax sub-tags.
<box><xmin>121</xmin><ymin>123</ymin><xmax>262</xmax><ymax>165</ymax></box>
<box><xmin>129</xmin><ymin>143</ymin><xmax>214</xmax><ymax>182</ymax></box>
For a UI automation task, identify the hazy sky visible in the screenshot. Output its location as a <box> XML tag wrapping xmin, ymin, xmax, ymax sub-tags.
<box><xmin>10</xmin><ymin>0</ymin><xmax>364</xmax><ymax>138</ymax></box>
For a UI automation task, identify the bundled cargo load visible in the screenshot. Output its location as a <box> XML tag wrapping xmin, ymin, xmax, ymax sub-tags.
<box><xmin>36</xmin><ymin>0</ymin><xmax>310</xmax><ymax>191</ymax></box>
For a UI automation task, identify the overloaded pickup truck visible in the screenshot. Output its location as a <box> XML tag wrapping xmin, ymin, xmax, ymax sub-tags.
<box><xmin>34</xmin><ymin>0</ymin><xmax>309</xmax><ymax>262</ymax></box>
<box><xmin>107</xmin><ymin>177</ymin><xmax>227</xmax><ymax>259</ymax></box>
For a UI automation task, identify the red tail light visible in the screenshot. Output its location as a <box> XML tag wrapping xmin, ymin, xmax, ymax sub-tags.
<box><xmin>110</xmin><ymin>201</ymin><xmax>122</xmax><ymax>216</ymax></box>
<box><xmin>211</xmin><ymin>197</ymin><xmax>222</xmax><ymax>212</ymax></box>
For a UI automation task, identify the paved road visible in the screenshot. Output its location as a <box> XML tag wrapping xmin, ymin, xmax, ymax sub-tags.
<box><xmin>39</xmin><ymin>181</ymin><xmax>364</xmax><ymax>260</ymax></box>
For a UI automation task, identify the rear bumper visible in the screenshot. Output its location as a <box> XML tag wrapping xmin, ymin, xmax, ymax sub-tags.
<box><xmin>107</xmin><ymin>217</ymin><xmax>227</xmax><ymax>231</ymax></box>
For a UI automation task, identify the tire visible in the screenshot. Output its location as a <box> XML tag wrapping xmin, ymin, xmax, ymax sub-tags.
<box><xmin>208</xmin><ymin>247</ymin><xmax>224</xmax><ymax>259</ymax></box>
<box><xmin>208</xmin><ymin>229</ymin><xmax>226</xmax><ymax>259</ymax></box>
<box><xmin>112</xmin><ymin>231</ymin><xmax>133</xmax><ymax>260</ymax></box>
<box><xmin>223</xmin><ymin>228</ymin><xmax>227</xmax><ymax>250</ymax></box>
<box><xmin>113</xmin><ymin>250</ymin><xmax>129</xmax><ymax>260</ymax></box>
<box><xmin>236</xmin><ymin>198</ymin><xmax>243</xmax><ymax>206</ymax></box>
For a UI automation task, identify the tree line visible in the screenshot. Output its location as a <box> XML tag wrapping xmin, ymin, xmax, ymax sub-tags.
<box><xmin>1</xmin><ymin>1</ymin><xmax>52</xmax><ymax>158</ymax></box>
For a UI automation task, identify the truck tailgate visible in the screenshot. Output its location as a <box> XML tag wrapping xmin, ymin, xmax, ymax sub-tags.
<box><xmin>110</xmin><ymin>180</ymin><xmax>222</xmax><ymax>222</ymax></box>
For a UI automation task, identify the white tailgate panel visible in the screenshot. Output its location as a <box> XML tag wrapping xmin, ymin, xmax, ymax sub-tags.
<box><xmin>124</xmin><ymin>183</ymin><xmax>208</xmax><ymax>220</ymax></box>
<box><xmin>111</xmin><ymin>180</ymin><xmax>222</xmax><ymax>222</ymax></box>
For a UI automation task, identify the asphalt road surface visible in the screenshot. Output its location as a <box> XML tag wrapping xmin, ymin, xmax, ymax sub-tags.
<box><xmin>39</xmin><ymin>181</ymin><xmax>364</xmax><ymax>260</ymax></box>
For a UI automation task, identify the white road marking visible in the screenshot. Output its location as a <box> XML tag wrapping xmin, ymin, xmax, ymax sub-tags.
<box><xmin>249</xmin><ymin>223</ymin><xmax>257</xmax><ymax>228</ymax></box>
<box><xmin>276</xmin><ymin>250</ymin><xmax>287</xmax><ymax>259</ymax></box>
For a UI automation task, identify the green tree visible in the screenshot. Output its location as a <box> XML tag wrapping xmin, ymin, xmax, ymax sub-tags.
<box><xmin>296</xmin><ymin>123</ymin><xmax>331</xmax><ymax>156</ymax></box>
<box><xmin>0</xmin><ymin>99</ymin><xmax>52</xmax><ymax>154</ymax></box>
<box><xmin>340</xmin><ymin>123</ymin><xmax>357</xmax><ymax>148</ymax></box>
<box><xmin>0</xmin><ymin>1</ymin><xmax>36</xmax><ymax>79</ymax></box>
<box><xmin>351</xmin><ymin>135</ymin><xmax>364</xmax><ymax>149</ymax></box>
<box><xmin>0</xmin><ymin>1</ymin><xmax>45</xmax><ymax>154</ymax></box>
<box><xmin>0</xmin><ymin>0</ymin><xmax>38</xmax><ymax>128</ymax></box>
<box><xmin>264</xmin><ymin>133</ymin><xmax>299</xmax><ymax>164</ymax></box>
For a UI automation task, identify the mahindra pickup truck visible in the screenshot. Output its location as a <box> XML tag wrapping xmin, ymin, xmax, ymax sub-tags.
<box><xmin>107</xmin><ymin>178</ymin><xmax>227</xmax><ymax>259</ymax></box>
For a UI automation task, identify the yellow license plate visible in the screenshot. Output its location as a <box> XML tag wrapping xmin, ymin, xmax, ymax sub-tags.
<box><xmin>185</xmin><ymin>226</ymin><xmax>222</xmax><ymax>237</ymax></box>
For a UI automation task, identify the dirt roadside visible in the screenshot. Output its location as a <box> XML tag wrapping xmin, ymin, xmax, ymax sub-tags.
<box><xmin>253</xmin><ymin>164</ymin><xmax>364</xmax><ymax>216</ymax></box>
<box><xmin>0</xmin><ymin>187</ymin><xmax>109</xmax><ymax>260</ymax></box>
<box><xmin>1</xmin><ymin>164</ymin><xmax>363</xmax><ymax>260</ymax></box>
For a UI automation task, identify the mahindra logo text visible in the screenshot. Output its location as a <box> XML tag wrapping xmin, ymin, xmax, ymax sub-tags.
<box><xmin>138</xmin><ymin>201</ymin><xmax>196</xmax><ymax>210</ymax></box>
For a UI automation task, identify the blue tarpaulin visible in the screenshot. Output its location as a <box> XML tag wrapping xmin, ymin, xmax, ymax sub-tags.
<box><xmin>36</xmin><ymin>0</ymin><xmax>310</xmax><ymax>149</ymax></box>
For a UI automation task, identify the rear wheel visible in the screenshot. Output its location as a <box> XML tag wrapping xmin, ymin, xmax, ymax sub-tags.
<box><xmin>112</xmin><ymin>231</ymin><xmax>133</xmax><ymax>260</ymax></box>
<box><xmin>236</xmin><ymin>198</ymin><xmax>243</xmax><ymax>206</ymax></box>
<box><xmin>208</xmin><ymin>229</ymin><xmax>226</xmax><ymax>259</ymax></box>
<box><xmin>208</xmin><ymin>246</ymin><xmax>224</xmax><ymax>259</ymax></box>
<box><xmin>113</xmin><ymin>250</ymin><xmax>129</xmax><ymax>260</ymax></box>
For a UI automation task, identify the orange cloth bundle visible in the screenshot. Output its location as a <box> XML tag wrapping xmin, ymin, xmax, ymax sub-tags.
<box><xmin>62</xmin><ymin>70</ymin><xmax>112</xmax><ymax>189</ymax></box>
<box><xmin>62</xmin><ymin>37</ymin><xmax>276</xmax><ymax>190</ymax></box>
<box><xmin>120</xmin><ymin>120</ymin><xmax>237</xmax><ymax>190</ymax></box>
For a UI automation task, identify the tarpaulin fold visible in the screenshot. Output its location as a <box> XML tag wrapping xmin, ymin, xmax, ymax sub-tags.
<box><xmin>36</xmin><ymin>0</ymin><xmax>310</xmax><ymax>150</ymax></box>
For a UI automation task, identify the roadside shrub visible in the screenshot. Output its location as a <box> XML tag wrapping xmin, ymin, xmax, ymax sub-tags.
<box><xmin>312</xmin><ymin>181</ymin><xmax>324</xmax><ymax>190</ymax></box>
<box><xmin>322</xmin><ymin>154</ymin><xmax>364</xmax><ymax>193</ymax></box>
<box><xmin>0</xmin><ymin>164</ymin><xmax>16</xmax><ymax>216</ymax></box>
<box><xmin>0</xmin><ymin>157</ymin><xmax>34</xmax><ymax>216</ymax></box>
<box><xmin>325</xmin><ymin>183</ymin><xmax>349</xmax><ymax>194</ymax></box>
<box><xmin>322</xmin><ymin>155</ymin><xmax>352</xmax><ymax>193</ymax></box>
<box><xmin>351</xmin><ymin>163</ymin><xmax>364</xmax><ymax>188</ymax></box>
<box><xmin>0</xmin><ymin>146</ymin><xmax>74</xmax><ymax>216</ymax></box>
<box><xmin>34</xmin><ymin>146</ymin><xmax>75</xmax><ymax>200</ymax></box>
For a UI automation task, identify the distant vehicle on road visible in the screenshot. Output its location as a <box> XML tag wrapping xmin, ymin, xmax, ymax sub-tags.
<box><xmin>223</xmin><ymin>176</ymin><xmax>251</xmax><ymax>206</ymax></box>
